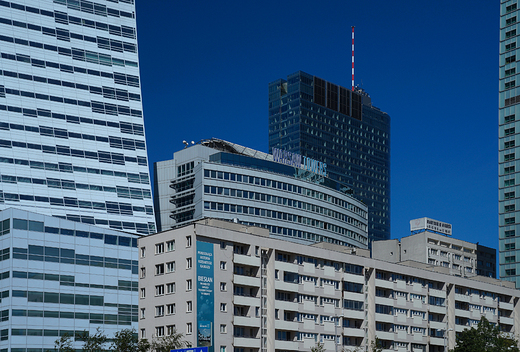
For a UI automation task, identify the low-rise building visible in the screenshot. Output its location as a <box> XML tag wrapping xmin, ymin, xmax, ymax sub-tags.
<box><xmin>373</xmin><ymin>217</ymin><xmax>496</xmax><ymax>278</ymax></box>
<box><xmin>139</xmin><ymin>219</ymin><xmax>518</xmax><ymax>352</ymax></box>
<box><xmin>0</xmin><ymin>208</ymin><xmax>139</xmax><ymax>351</ymax></box>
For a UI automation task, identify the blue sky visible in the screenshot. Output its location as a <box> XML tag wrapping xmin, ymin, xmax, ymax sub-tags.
<box><xmin>136</xmin><ymin>1</ymin><xmax>499</xmax><ymax>249</ymax></box>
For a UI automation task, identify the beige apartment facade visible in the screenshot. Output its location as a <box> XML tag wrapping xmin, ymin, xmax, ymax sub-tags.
<box><xmin>139</xmin><ymin>219</ymin><xmax>520</xmax><ymax>352</ymax></box>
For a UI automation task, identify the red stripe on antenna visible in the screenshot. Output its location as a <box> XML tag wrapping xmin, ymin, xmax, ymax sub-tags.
<box><xmin>351</xmin><ymin>26</ymin><xmax>355</xmax><ymax>91</ymax></box>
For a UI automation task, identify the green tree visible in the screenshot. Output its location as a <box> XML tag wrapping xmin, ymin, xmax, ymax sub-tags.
<box><xmin>151</xmin><ymin>329</ymin><xmax>191</xmax><ymax>352</ymax></box>
<box><xmin>111</xmin><ymin>328</ymin><xmax>151</xmax><ymax>352</ymax></box>
<box><xmin>370</xmin><ymin>338</ymin><xmax>383</xmax><ymax>352</ymax></box>
<box><xmin>310</xmin><ymin>342</ymin><xmax>325</xmax><ymax>352</ymax></box>
<box><xmin>452</xmin><ymin>317</ymin><xmax>520</xmax><ymax>352</ymax></box>
<box><xmin>54</xmin><ymin>334</ymin><xmax>75</xmax><ymax>352</ymax></box>
<box><xmin>80</xmin><ymin>327</ymin><xmax>107</xmax><ymax>352</ymax></box>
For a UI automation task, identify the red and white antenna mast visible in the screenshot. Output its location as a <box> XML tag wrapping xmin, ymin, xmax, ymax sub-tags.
<box><xmin>351</xmin><ymin>26</ymin><xmax>355</xmax><ymax>91</ymax></box>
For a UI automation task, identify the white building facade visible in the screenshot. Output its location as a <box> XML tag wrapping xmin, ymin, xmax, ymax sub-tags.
<box><xmin>0</xmin><ymin>207</ymin><xmax>139</xmax><ymax>352</ymax></box>
<box><xmin>139</xmin><ymin>219</ymin><xmax>520</xmax><ymax>352</ymax></box>
<box><xmin>154</xmin><ymin>139</ymin><xmax>368</xmax><ymax>248</ymax></box>
<box><xmin>0</xmin><ymin>0</ymin><xmax>155</xmax><ymax>235</ymax></box>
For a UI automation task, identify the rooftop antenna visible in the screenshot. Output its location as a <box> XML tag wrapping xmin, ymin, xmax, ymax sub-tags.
<box><xmin>351</xmin><ymin>26</ymin><xmax>355</xmax><ymax>91</ymax></box>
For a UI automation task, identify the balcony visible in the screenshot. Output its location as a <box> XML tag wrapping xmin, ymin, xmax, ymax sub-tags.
<box><xmin>374</xmin><ymin>313</ymin><xmax>394</xmax><ymax>324</ymax></box>
<box><xmin>233</xmin><ymin>295</ymin><xmax>260</xmax><ymax>307</ymax></box>
<box><xmin>275</xmin><ymin>340</ymin><xmax>298</xmax><ymax>350</ymax></box>
<box><xmin>343</xmin><ymin>327</ymin><xmax>365</xmax><ymax>338</ymax></box>
<box><xmin>429</xmin><ymin>321</ymin><xmax>446</xmax><ymax>330</ymax></box>
<box><xmin>234</xmin><ymin>253</ymin><xmax>260</xmax><ymax>267</ymax></box>
<box><xmin>275</xmin><ymin>260</ymin><xmax>298</xmax><ymax>272</ymax></box>
<box><xmin>500</xmin><ymin>316</ymin><xmax>514</xmax><ymax>325</ymax></box>
<box><xmin>275</xmin><ymin>280</ymin><xmax>298</xmax><ymax>292</ymax></box>
<box><xmin>275</xmin><ymin>300</ymin><xmax>298</xmax><ymax>312</ymax></box>
<box><xmin>455</xmin><ymin>293</ymin><xmax>470</xmax><ymax>302</ymax></box>
<box><xmin>375</xmin><ymin>279</ymin><xmax>394</xmax><ymax>290</ymax></box>
<box><xmin>375</xmin><ymin>331</ymin><xmax>394</xmax><ymax>341</ymax></box>
<box><xmin>429</xmin><ymin>337</ymin><xmax>444</xmax><ymax>346</ymax></box>
<box><xmin>499</xmin><ymin>301</ymin><xmax>514</xmax><ymax>310</ymax></box>
<box><xmin>374</xmin><ymin>296</ymin><xmax>394</xmax><ymax>307</ymax></box>
<box><xmin>234</xmin><ymin>315</ymin><xmax>260</xmax><ymax>327</ymax></box>
<box><xmin>429</xmin><ymin>305</ymin><xmax>447</xmax><ymax>314</ymax></box>
<box><xmin>234</xmin><ymin>337</ymin><xmax>260</xmax><ymax>348</ymax></box>
<box><xmin>275</xmin><ymin>319</ymin><xmax>299</xmax><ymax>331</ymax></box>
<box><xmin>234</xmin><ymin>275</ymin><xmax>260</xmax><ymax>287</ymax></box>
<box><xmin>455</xmin><ymin>309</ymin><xmax>471</xmax><ymax>318</ymax></box>
<box><xmin>429</xmin><ymin>288</ymin><xmax>446</xmax><ymax>298</ymax></box>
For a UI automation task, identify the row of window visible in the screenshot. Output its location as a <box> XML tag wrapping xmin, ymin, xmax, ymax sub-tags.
<box><xmin>1</xmin><ymin>84</ymin><xmax>142</xmax><ymax>118</ymax></box>
<box><xmin>204</xmin><ymin>185</ymin><xmax>366</xmax><ymax>231</ymax></box>
<box><xmin>204</xmin><ymin>169</ymin><xmax>367</xmax><ymax>218</ymax></box>
<box><xmin>59</xmin><ymin>213</ymin><xmax>154</xmax><ymax>235</ymax></box>
<box><xmin>0</xmin><ymin>66</ymin><xmax>140</xmax><ymax>102</ymax></box>
<box><xmin>0</xmin><ymin>173</ymin><xmax>152</xmax><ymax>200</ymax></box>
<box><xmin>0</xmin><ymin>16</ymin><xmax>136</xmax><ymax>53</ymax></box>
<box><xmin>0</xmin><ymin>33</ymin><xmax>138</xmax><ymax>68</ymax></box>
<box><xmin>1</xmin><ymin>49</ymin><xmax>139</xmax><ymax>87</ymax></box>
<box><xmin>0</xmin><ymin>138</ymin><xmax>147</xmax><ymax>166</ymax></box>
<box><xmin>54</xmin><ymin>0</ymin><xmax>135</xmax><ymax>19</ymax></box>
<box><xmin>13</xmin><ymin>309</ymin><xmax>135</xmax><ymax>325</ymax></box>
<box><xmin>0</xmin><ymin>121</ymin><xmax>145</xmax><ymax>151</ymax></box>
<box><xmin>204</xmin><ymin>201</ymin><xmax>366</xmax><ymax>245</ymax></box>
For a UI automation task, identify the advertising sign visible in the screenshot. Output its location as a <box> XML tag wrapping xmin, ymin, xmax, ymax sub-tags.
<box><xmin>410</xmin><ymin>217</ymin><xmax>452</xmax><ymax>236</ymax></box>
<box><xmin>196</xmin><ymin>241</ymin><xmax>214</xmax><ymax>352</ymax></box>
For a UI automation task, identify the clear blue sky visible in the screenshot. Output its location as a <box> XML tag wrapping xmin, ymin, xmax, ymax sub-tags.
<box><xmin>136</xmin><ymin>1</ymin><xmax>499</xmax><ymax>249</ymax></box>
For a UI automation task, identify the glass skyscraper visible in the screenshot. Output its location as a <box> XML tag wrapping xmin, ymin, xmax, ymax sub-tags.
<box><xmin>500</xmin><ymin>1</ymin><xmax>520</xmax><ymax>286</ymax></box>
<box><xmin>268</xmin><ymin>71</ymin><xmax>390</xmax><ymax>242</ymax></box>
<box><xmin>0</xmin><ymin>0</ymin><xmax>155</xmax><ymax>235</ymax></box>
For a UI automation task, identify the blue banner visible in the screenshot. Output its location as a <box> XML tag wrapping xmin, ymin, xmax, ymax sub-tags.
<box><xmin>196</xmin><ymin>241</ymin><xmax>214</xmax><ymax>351</ymax></box>
<box><xmin>170</xmin><ymin>347</ymin><xmax>209</xmax><ymax>352</ymax></box>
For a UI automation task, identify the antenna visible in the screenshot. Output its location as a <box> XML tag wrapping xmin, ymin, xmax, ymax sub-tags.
<box><xmin>351</xmin><ymin>26</ymin><xmax>355</xmax><ymax>91</ymax></box>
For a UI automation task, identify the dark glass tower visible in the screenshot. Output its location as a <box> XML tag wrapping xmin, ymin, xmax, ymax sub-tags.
<box><xmin>268</xmin><ymin>71</ymin><xmax>390</xmax><ymax>242</ymax></box>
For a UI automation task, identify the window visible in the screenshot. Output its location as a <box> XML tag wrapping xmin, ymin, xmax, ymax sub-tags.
<box><xmin>507</xmin><ymin>4</ymin><xmax>517</xmax><ymax>13</ymax></box>
<box><xmin>505</xmin><ymin>127</ymin><xmax>516</xmax><ymax>136</ymax></box>
<box><xmin>220</xmin><ymin>347</ymin><xmax>226</xmax><ymax>352</ymax></box>
<box><xmin>505</xmin><ymin>230</ymin><xmax>516</xmax><ymax>237</ymax></box>
<box><xmin>505</xmin><ymin>166</ymin><xmax>515</xmax><ymax>174</ymax></box>
<box><xmin>220</xmin><ymin>282</ymin><xmax>227</xmax><ymax>291</ymax></box>
<box><xmin>155</xmin><ymin>264</ymin><xmax>165</xmax><ymax>275</ymax></box>
<box><xmin>155</xmin><ymin>326</ymin><xmax>164</xmax><ymax>337</ymax></box>
<box><xmin>140</xmin><ymin>267</ymin><xmax>146</xmax><ymax>278</ymax></box>
<box><xmin>506</xmin><ymin>68</ymin><xmax>516</xmax><ymax>77</ymax></box>
<box><xmin>167</xmin><ymin>240</ymin><xmax>175</xmax><ymax>251</ymax></box>
<box><xmin>506</xmin><ymin>54</ymin><xmax>517</xmax><ymax>64</ymax></box>
<box><xmin>167</xmin><ymin>303</ymin><xmax>176</xmax><ymax>315</ymax></box>
<box><xmin>167</xmin><ymin>325</ymin><xmax>176</xmax><ymax>336</ymax></box>
<box><xmin>506</xmin><ymin>42</ymin><xmax>517</xmax><ymax>51</ymax></box>
<box><xmin>187</xmin><ymin>323</ymin><xmax>192</xmax><ymax>335</ymax></box>
<box><xmin>505</xmin><ymin>204</ymin><xmax>516</xmax><ymax>212</ymax></box>
<box><xmin>506</xmin><ymin>30</ymin><xmax>517</xmax><ymax>39</ymax></box>
<box><xmin>140</xmin><ymin>308</ymin><xmax>145</xmax><ymax>319</ymax></box>
<box><xmin>140</xmin><ymin>288</ymin><xmax>145</xmax><ymax>298</ymax></box>
<box><xmin>155</xmin><ymin>243</ymin><xmax>164</xmax><ymax>254</ymax></box>
<box><xmin>220</xmin><ymin>303</ymin><xmax>227</xmax><ymax>312</ymax></box>
<box><xmin>220</xmin><ymin>261</ymin><xmax>227</xmax><ymax>270</ymax></box>
<box><xmin>167</xmin><ymin>283</ymin><xmax>176</xmax><ymax>294</ymax></box>
<box><xmin>220</xmin><ymin>324</ymin><xmax>227</xmax><ymax>333</ymax></box>
<box><xmin>505</xmin><ymin>153</ymin><xmax>516</xmax><ymax>161</ymax></box>
<box><xmin>506</xmin><ymin>217</ymin><xmax>516</xmax><ymax>224</ymax></box>
<box><xmin>155</xmin><ymin>305</ymin><xmax>164</xmax><ymax>317</ymax></box>
<box><xmin>140</xmin><ymin>247</ymin><xmax>146</xmax><ymax>258</ymax></box>
<box><xmin>155</xmin><ymin>285</ymin><xmax>164</xmax><ymax>296</ymax></box>
<box><xmin>505</xmin><ymin>243</ymin><xmax>516</xmax><ymax>250</ymax></box>
<box><xmin>505</xmin><ymin>140</ymin><xmax>516</xmax><ymax>148</ymax></box>
<box><xmin>506</xmin><ymin>268</ymin><xmax>516</xmax><ymax>275</ymax></box>
<box><xmin>186</xmin><ymin>258</ymin><xmax>192</xmax><ymax>269</ymax></box>
<box><xmin>220</xmin><ymin>241</ymin><xmax>226</xmax><ymax>249</ymax></box>
<box><xmin>506</xmin><ymin>81</ymin><xmax>516</xmax><ymax>89</ymax></box>
<box><xmin>141</xmin><ymin>329</ymin><xmax>146</xmax><ymax>338</ymax></box>
<box><xmin>505</xmin><ymin>255</ymin><xmax>516</xmax><ymax>263</ymax></box>
<box><xmin>186</xmin><ymin>236</ymin><xmax>192</xmax><ymax>247</ymax></box>
<box><xmin>187</xmin><ymin>301</ymin><xmax>192</xmax><ymax>312</ymax></box>
<box><xmin>505</xmin><ymin>191</ymin><xmax>516</xmax><ymax>199</ymax></box>
<box><xmin>167</xmin><ymin>261</ymin><xmax>175</xmax><ymax>273</ymax></box>
<box><xmin>186</xmin><ymin>279</ymin><xmax>192</xmax><ymax>291</ymax></box>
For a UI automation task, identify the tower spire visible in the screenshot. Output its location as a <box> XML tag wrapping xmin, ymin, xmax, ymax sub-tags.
<box><xmin>351</xmin><ymin>26</ymin><xmax>355</xmax><ymax>91</ymax></box>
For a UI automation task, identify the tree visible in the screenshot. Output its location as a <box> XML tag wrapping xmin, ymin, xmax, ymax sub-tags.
<box><xmin>54</xmin><ymin>334</ymin><xmax>75</xmax><ymax>352</ymax></box>
<box><xmin>370</xmin><ymin>338</ymin><xmax>383</xmax><ymax>352</ymax></box>
<box><xmin>452</xmin><ymin>317</ymin><xmax>520</xmax><ymax>352</ymax></box>
<box><xmin>111</xmin><ymin>328</ymin><xmax>151</xmax><ymax>352</ymax></box>
<box><xmin>310</xmin><ymin>342</ymin><xmax>325</xmax><ymax>352</ymax></box>
<box><xmin>151</xmin><ymin>329</ymin><xmax>191</xmax><ymax>352</ymax></box>
<box><xmin>80</xmin><ymin>327</ymin><xmax>107</xmax><ymax>352</ymax></box>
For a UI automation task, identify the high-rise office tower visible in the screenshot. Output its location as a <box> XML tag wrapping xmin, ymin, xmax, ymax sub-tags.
<box><xmin>269</xmin><ymin>71</ymin><xmax>390</xmax><ymax>242</ymax></box>
<box><xmin>500</xmin><ymin>2</ymin><xmax>520</xmax><ymax>286</ymax></box>
<box><xmin>0</xmin><ymin>0</ymin><xmax>155</xmax><ymax>235</ymax></box>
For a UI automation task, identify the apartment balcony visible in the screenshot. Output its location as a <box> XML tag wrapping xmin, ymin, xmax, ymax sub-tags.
<box><xmin>234</xmin><ymin>295</ymin><xmax>260</xmax><ymax>307</ymax></box>
<box><xmin>341</xmin><ymin>309</ymin><xmax>364</xmax><ymax>320</ymax></box>
<box><xmin>429</xmin><ymin>321</ymin><xmax>446</xmax><ymax>331</ymax></box>
<box><xmin>234</xmin><ymin>315</ymin><xmax>260</xmax><ymax>327</ymax></box>
<box><xmin>275</xmin><ymin>320</ymin><xmax>299</xmax><ymax>331</ymax></box>
<box><xmin>429</xmin><ymin>305</ymin><xmax>447</xmax><ymax>314</ymax></box>
<box><xmin>343</xmin><ymin>327</ymin><xmax>364</xmax><ymax>338</ymax></box>
<box><xmin>343</xmin><ymin>290</ymin><xmax>364</xmax><ymax>302</ymax></box>
<box><xmin>234</xmin><ymin>337</ymin><xmax>261</xmax><ymax>348</ymax></box>
<box><xmin>375</xmin><ymin>331</ymin><xmax>394</xmax><ymax>341</ymax></box>
<box><xmin>234</xmin><ymin>253</ymin><xmax>260</xmax><ymax>267</ymax></box>
<box><xmin>275</xmin><ymin>280</ymin><xmax>298</xmax><ymax>292</ymax></box>
<box><xmin>375</xmin><ymin>279</ymin><xmax>394</xmax><ymax>290</ymax></box>
<box><xmin>499</xmin><ymin>301</ymin><xmax>514</xmax><ymax>310</ymax></box>
<box><xmin>275</xmin><ymin>260</ymin><xmax>298</xmax><ymax>272</ymax></box>
<box><xmin>500</xmin><ymin>316</ymin><xmax>514</xmax><ymax>325</ymax></box>
<box><xmin>429</xmin><ymin>289</ymin><xmax>446</xmax><ymax>298</ymax></box>
<box><xmin>429</xmin><ymin>336</ymin><xmax>444</xmax><ymax>346</ymax></box>
<box><xmin>455</xmin><ymin>293</ymin><xmax>470</xmax><ymax>302</ymax></box>
<box><xmin>344</xmin><ymin>273</ymin><xmax>364</xmax><ymax>284</ymax></box>
<box><xmin>375</xmin><ymin>313</ymin><xmax>394</xmax><ymax>324</ymax></box>
<box><xmin>455</xmin><ymin>309</ymin><xmax>471</xmax><ymax>319</ymax></box>
<box><xmin>275</xmin><ymin>300</ymin><xmax>298</xmax><ymax>312</ymax></box>
<box><xmin>234</xmin><ymin>274</ymin><xmax>260</xmax><ymax>287</ymax></box>
<box><xmin>275</xmin><ymin>340</ymin><xmax>298</xmax><ymax>350</ymax></box>
<box><xmin>374</xmin><ymin>296</ymin><xmax>394</xmax><ymax>307</ymax></box>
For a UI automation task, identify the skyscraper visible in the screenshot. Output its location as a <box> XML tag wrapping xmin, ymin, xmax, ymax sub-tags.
<box><xmin>0</xmin><ymin>0</ymin><xmax>155</xmax><ymax>235</ymax></box>
<box><xmin>500</xmin><ymin>2</ymin><xmax>520</xmax><ymax>286</ymax></box>
<box><xmin>268</xmin><ymin>71</ymin><xmax>390</xmax><ymax>242</ymax></box>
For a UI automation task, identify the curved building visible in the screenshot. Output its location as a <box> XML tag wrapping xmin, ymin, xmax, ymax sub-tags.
<box><xmin>154</xmin><ymin>138</ymin><xmax>368</xmax><ymax>248</ymax></box>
